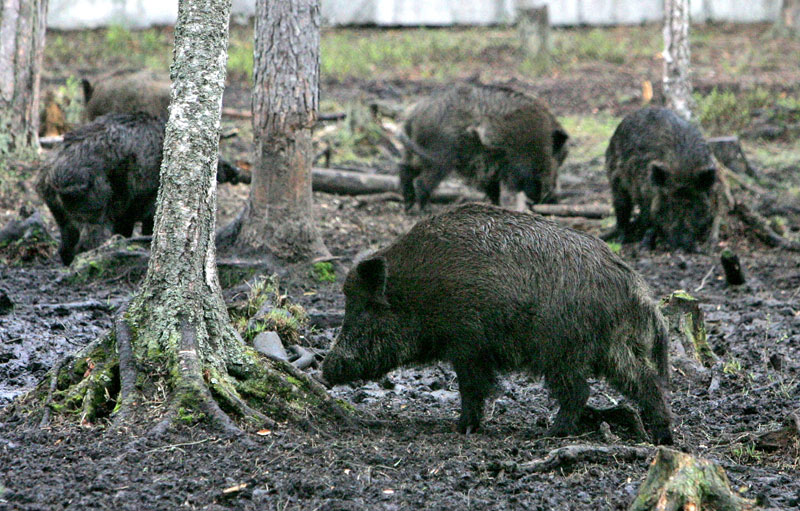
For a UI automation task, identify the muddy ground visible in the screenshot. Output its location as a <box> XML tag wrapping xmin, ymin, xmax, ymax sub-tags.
<box><xmin>2</xmin><ymin>22</ymin><xmax>800</xmax><ymax>511</ymax></box>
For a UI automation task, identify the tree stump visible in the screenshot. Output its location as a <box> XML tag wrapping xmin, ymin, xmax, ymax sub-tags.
<box><xmin>517</xmin><ymin>4</ymin><xmax>550</xmax><ymax>64</ymax></box>
<box><xmin>660</xmin><ymin>291</ymin><xmax>718</xmax><ymax>369</ymax></box>
<box><xmin>629</xmin><ymin>447</ymin><xmax>755</xmax><ymax>511</ymax></box>
<box><xmin>720</xmin><ymin>249</ymin><xmax>746</xmax><ymax>286</ymax></box>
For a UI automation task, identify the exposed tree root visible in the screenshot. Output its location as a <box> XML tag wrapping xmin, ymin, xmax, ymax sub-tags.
<box><xmin>732</xmin><ymin>202</ymin><xmax>800</xmax><ymax>251</ymax></box>
<box><xmin>112</xmin><ymin>306</ymin><xmax>137</xmax><ymax>427</ymax></box>
<box><xmin>661</xmin><ymin>290</ymin><xmax>718</xmax><ymax>374</ymax></box>
<box><xmin>172</xmin><ymin>319</ymin><xmax>245</xmax><ymax>436</ymax></box>
<box><xmin>6</xmin><ymin>305</ymin><xmax>353</xmax><ymax>438</ymax></box>
<box><xmin>39</xmin><ymin>356</ymin><xmax>69</xmax><ymax>428</ymax></box>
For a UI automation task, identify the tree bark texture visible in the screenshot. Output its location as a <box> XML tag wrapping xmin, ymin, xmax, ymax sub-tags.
<box><xmin>776</xmin><ymin>0</ymin><xmax>800</xmax><ymax>36</ymax></box>
<box><xmin>127</xmin><ymin>0</ymin><xmax>238</xmax><ymax>377</ymax></box>
<box><xmin>663</xmin><ymin>0</ymin><xmax>694</xmax><ymax>121</ymax></box>
<box><xmin>235</xmin><ymin>0</ymin><xmax>329</xmax><ymax>262</ymax></box>
<box><xmin>517</xmin><ymin>5</ymin><xmax>550</xmax><ymax>61</ymax></box>
<box><xmin>0</xmin><ymin>0</ymin><xmax>47</xmax><ymax>160</ymax></box>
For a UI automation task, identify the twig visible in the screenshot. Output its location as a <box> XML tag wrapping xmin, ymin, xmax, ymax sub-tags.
<box><xmin>144</xmin><ymin>437</ymin><xmax>217</xmax><ymax>454</ymax></box>
<box><xmin>694</xmin><ymin>266</ymin><xmax>715</xmax><ymax>292</ymax></box>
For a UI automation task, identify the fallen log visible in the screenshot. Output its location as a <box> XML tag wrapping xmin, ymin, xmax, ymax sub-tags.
<box><xmin>221</xmin><ymin>107</ymin><xmax>345</xmax><ymax>122</ymax></box>
<box><xmin>35</xmin><ymin>299</ymin><xmax>125</xmax><ymax>313</ymax></box>
<box><xmin>311</xmin><ymin>167</ymin><xmax>482</xmax><ymax>203</ymax></box>
<box><xmin>39</xmin><ymin>135</ymin><xmax>64</xmax><ymax>148</ymax></box>
<box><xmin>629</xmin><ymin>447</ymin><xmax>754</xmax><ymax>511</ymax></box>
<box><xmin>314</xmin><ymin>168</ymin><xmax>612</xmax><ymax>217</ymax></box>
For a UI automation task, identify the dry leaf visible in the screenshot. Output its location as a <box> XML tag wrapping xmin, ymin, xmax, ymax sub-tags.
<box><xmin>642</xmin><ymin>80</ymin><xmax>653</xmax><ymax>104</ymax></box>
<box><xmin>223</xmin><ymin>483</ymin><xmax>248</xmax><ymax>494</ymax></box>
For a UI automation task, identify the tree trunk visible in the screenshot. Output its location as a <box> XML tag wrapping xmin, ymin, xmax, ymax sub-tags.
<box><xmin>233</xmin><ymin>0</ymin><xmax>329</xmax><ymax>262</ymax></box>
<box><xmin>775</xmin><ymin>0</ymin><xmax>800</xmax><ymax>36</ymax></box>
<box><xmin>6</xmin><ymin>0</ymin><xmax>345</xmax><ymax>435</ymax></box>
<box><xmin>0</xmin><ymin>0</ymin><xmax>47</xmax><ymax>161</ymax></box>
<box><xmin>663</xmin><ymin>0</ymin><xmax>694</xmax><ymax>121</ymax></box>
<box><xmin>517</xmin><ymin>4</ymin><xmax>550</xmax><ymax>62</ymax></box>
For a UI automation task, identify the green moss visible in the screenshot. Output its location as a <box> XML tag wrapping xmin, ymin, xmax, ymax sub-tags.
<box><xmin>312</xmin><ymin>261</ymin><xmax>336</xmax><ymax>283</ymax></box>
<box><xmin>177</xmin><ymin>406</ymin><xmax>206</xmax><ymax>425</ymax></box>
<box><xmin>234</xmin><ymin>369</ymin><xmax>321</xmax><ymax>420</ymax></box>
<box><xmin>606</xmin><ymin>241</ymin><xmax>622</xmax><ymax>254</ymax></box>
<box><xmin>285</xmin><ymin>376</ymin><xmax>303</xmax><ymax>387</ymax></box>
<box><xmin>336</xmin><ymin>399</ymin><xmax>356</xmax><ymax>413</ymax></box>
<box><xmin>672</xmin><ymin>289</ymin><xmax>697</xmax><ymax>302</ymax></box>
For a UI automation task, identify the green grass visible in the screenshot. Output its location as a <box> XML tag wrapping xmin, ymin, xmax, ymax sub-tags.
<box><xmin>694</xmin><ymin>87</ymin><xmax>774</xmax><ymax>135</ymax></box>
<box><xmin>321</xmin><ymin>28</ymin><xmax>501</xmax><ymax>81</ymax></box>
<box><xmin>554</xmin><ymin>27</ymin><xmax>659</xmax><ymax>65</ymax></box>
<box><xmin>559</xmin><ymin>114</ymin><xmax>620</xmax><ymax>162</ymax></box>
<box><xmin>46</xmin><ymin>26</ymin><xmax>173</xmax><ymax>73</ymax></box>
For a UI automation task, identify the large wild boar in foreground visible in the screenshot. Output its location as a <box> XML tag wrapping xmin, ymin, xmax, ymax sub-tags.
<box><xmin>323</xmin><ymin>203</ymin><xmax>673</xmax><ymax>445</ymax></box>
<box><xmin>37</xmin><ymin>113</ymin><xmax>249</xmax><ymax>265</ymax></box>
<box><xmin>605</xmin><ymin>107</ymin><xmax>720</xmax><ymax>251</ymax></box>
<box><xmin>399</xmin><ymin>83</ymin><xmax>569</xmax><ymax>212</ymax></box>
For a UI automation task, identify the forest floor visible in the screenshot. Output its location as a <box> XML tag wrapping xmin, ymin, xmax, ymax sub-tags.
<box><xmin>1</xmin><ymin>22</ymin><xmax>799</xmax><ymax>510</ymax></box>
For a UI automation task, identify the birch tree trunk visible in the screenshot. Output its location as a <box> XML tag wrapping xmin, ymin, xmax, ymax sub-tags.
<box><xmin>233</xmin><ymin>0</ymin><xmax>330</xmax><ymax>262</ymax></box>
<box><xmin>0</xmin><ymin>0</ymin><xmax>47</xmax><ymax>161</ymax></box>
<box><xmin>663</xmin><ymin>0</ymin><xmax>694</xmax><ymax>121</ymax></box>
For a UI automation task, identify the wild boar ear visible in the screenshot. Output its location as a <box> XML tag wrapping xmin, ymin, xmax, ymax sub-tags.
<box><xmin>356</xmin><ymin>257</ymin><xmax>388</xmax><ymax>305</ymax></box>
<box><xmin>552</xmin><ymin>128</ymin><xmax>569</xmax><ymax>155</ymax></box>
<box><xmin>648</xmin><ymin>161</ymin><xmax>669</xmax><ymax>187</ymax></box>
<box><xmin>696</xmin><ymin>167</ymin><xmax>717</xmax><ymax>190</ymax></box>
<box><xmin>80</xmin><ymin>78</ymin><xmax>94</xmax><ymax>103</ymax></box>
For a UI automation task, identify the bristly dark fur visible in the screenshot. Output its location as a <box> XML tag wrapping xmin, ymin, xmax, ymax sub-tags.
<box><xmin>605</xmin><ymin>107</ymin><xmax>720</xmax><ymax>251</ymax></box>
<box><xmin>324</xmin><ymin>203</ymin><xmax>673</xmax><ymax>445</ymax></box>
<box><xmin>36</xmin><ymin>113</ymin><xmax>246</xmax><ymax>265</ymax></box>
<box><xmin>399</xmin><ymin>83</ymin><xmax>569</xmax><ymax>211</ymax></box>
